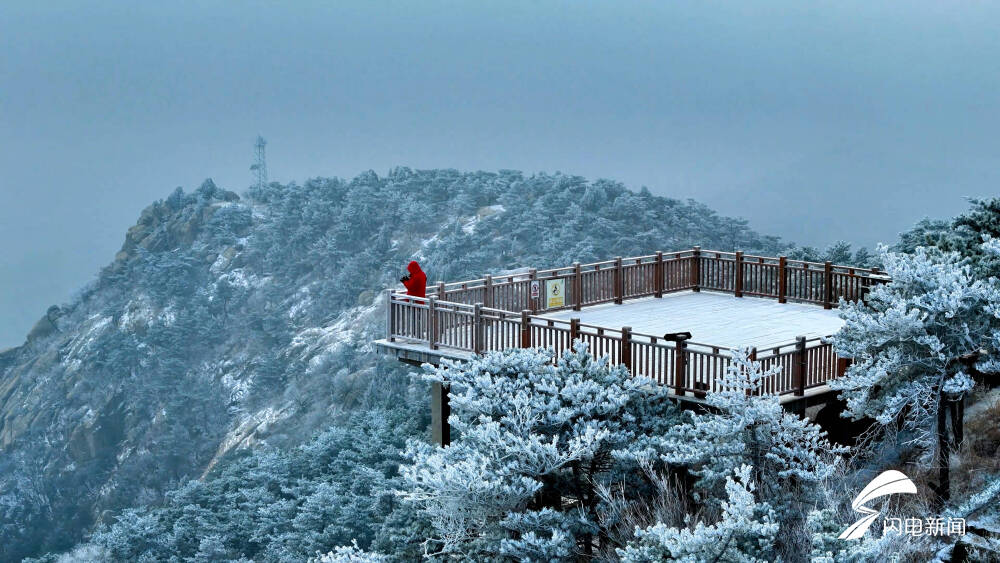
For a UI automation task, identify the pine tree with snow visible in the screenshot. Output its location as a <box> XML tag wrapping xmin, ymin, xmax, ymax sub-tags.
<box><xmin>932</xmin><ymin>197</ymin><xmax>1000</xmax><ymax>279</ymax></box>
<box><xmin>644</xmin><ymin>348</ymin><xmax>845</xmax><ymax>559</ymax></box>
<box><xmin>896</xmin><ymin>197</ymin><xmax>1000</xmax><ymax>279</ymax></box>
<box><xmin>398</xmin><ymin>343</ymin><xmax>681</xmax><ymax>560</ymax></box>
<box><xmin>831</xmin><ymin>245</ymin><xmax>1000</xmax><ymax>503</ymax></box>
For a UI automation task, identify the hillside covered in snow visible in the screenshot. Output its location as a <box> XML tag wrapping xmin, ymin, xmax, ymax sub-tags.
<box><xmin>1</xmin><ymin>168</ymin><xmax>829</xmax><ymax>560</ymax></box>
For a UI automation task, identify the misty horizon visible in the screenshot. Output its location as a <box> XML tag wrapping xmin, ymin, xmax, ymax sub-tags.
<box><xmin>3</xmin><ymin>1</ymin><xmax>998</xmax><ymax>347</ymax></box>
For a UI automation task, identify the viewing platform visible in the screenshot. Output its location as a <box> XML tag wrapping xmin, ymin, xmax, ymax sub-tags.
<box><xmin>375</xmin><ymin>248</ymin><xmax>888</xmax><ymax>404</ymax></box>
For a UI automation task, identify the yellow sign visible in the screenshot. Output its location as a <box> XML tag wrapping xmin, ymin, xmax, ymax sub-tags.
<box><xmin>546</xmin><ymin>279</ymin><xmax>565</xmax><ymax>308</ymax></box>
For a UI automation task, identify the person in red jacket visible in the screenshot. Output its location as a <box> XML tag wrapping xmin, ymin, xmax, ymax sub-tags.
<box><xmin>401</xmin><ymin>260</ymin><xmax>427</xmax><ymax>298</ymax></box>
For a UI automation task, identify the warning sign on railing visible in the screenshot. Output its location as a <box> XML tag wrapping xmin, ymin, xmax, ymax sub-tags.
<box><xmin>546</xmin><ymin>279</ymin><xmax>565</xmax><ymax>308</ymax></box>
<box><xmin>530</xmin><ymin>280</ymin><xmax>540</xmax><ymax>300</ymax></box>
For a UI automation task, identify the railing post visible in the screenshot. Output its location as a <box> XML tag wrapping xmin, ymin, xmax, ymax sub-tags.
<box><xmin>691</xmin><ymin>246</ymin><xmax>701</xmax><ymax>292</ymax></box>
<box><xmin>823</xmin><ymin>261</ymin><xmax>834</xmax><ymax>309</ymax></box>
<box><xmin>846</xmin><ymin>268</ymin><xmax>856</xmax><ymax>302</ymax></box>
<box><xmin>621</xmin><ymin>326</ymin><xmax>632</xmax><ymax>372</ymax></box>
<box><xmin>778</xmin><ymin>256</ymin><xmax>787</xmax><ymax>303</ymax></box>
<box><xmin>837</xmin><ymin>356</ymin><xmax>851</xmax><ymax>379</ymax></box>
<box><xmin>483</xmin><ymin>274</ymin><xmax>493</xmax><ymax>309</ymax></box>
<box><xmin>528</xmin><ymin>269</ymin><xmax>538</xmax><ymax>313</ymax></box>
<box><xmin>614</xmin><ymin>256</ymin><xmax>623</xmax><ymax>304</ymax></box>
<box><xmin>655</xmin><ymin>251</ymin><xmax>664</xmax><ymax>298</ymax></box>
<box><xmin>734</xmin><ymin>251</ymin><xmax>744</xmax><ymax>298</ymax></box>
<box><xmin>861</xmin><ymin>266</ymin><xmax>879</xmax><ymax>305</ymax></box>
<box><xmin>673</xmin><ymin>339</ymin><xmax>687</xmax><ymax>395</ymax></box>
<box><xmin>570</xmin><ymin>317</ymin><xmax>581</xmax><ymax>344</ymax></box>
<box><xmin>793</xmin><ymin>336</ymin><xmax>806</xmax><ymax>396</ymax></box>
<box><xmin>386</xmin><ymin>289</ymin><xmax>395</xmax><ymax>342</ymax></box>
<box><xmin>428</xmin><ymin>297</ymin><xmax>439</xmax><ymax>350</ymax></box>
<box><xmin>573</xmin><ymin>262</ymin><xmax>582</xmax><ymax>311</ymax></box>
<box><xmin>473</xmin><ymin>303</ymin><xmax>483</xmax><ymax>354</ymax></box>
<box><xmin>748</xmin><ymin>347</ymin><xmax>758</xmax><ymax>396</ymax></box>
<box><xmin>436</xmin><ymin>281</ymin><xmax>446</xmax><ymax>300</ymax></box>
<box><xmin>520</xmin><ymin>310</ymin><xmax>531</xmax><ymax>348</ymax></box>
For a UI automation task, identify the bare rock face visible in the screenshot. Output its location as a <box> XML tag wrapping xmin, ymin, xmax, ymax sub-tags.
<box><xmin>25</xmin><ymin>305</ymin><xmax>62</xmax><ymax>343</ymax></box>
<box><xmin>115</xmin><ymin>180</ymin><xmax>242</xmax><ymax>264</ymax></box>
<box><xmin>26</xmin><ymin>315</ymin><xmax>58</xmax><ymax>342</ymax></box>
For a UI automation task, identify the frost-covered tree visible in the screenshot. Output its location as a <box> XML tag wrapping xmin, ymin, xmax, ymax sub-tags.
<box><xmin>943</xmin><ymin>476</ymin><xmax>1000</xmax><ymax>561</ymax></box>
<box><xmin>976</xmin><ymin>237</ymin><xmax>1000</xmax><ymax>377</ymax></box>
<box><xmin>313</xmin><ymin>541</ymin><xmax>390</xmax><ymax>562</ymax></box>
<box><xmin>832</xmin><ymin>246</ymin><xmax>1000</xmax><ymax>502</ymax></box>
<box><xmin>399</xmin><ymin>343</ymin><xmax>681</xmax><ymax>560</ymax></box>
<box><xmin>895</xmin><ymin>217</ymin><xmax>951</xmax><ymax>255</ymax></box>
<box><xmin>657</xmin><ymin>350</ymin><xmax>844</xmax><ymax>495</ymax></box>
<box><xmin>617</xmin><ymin>465</ymin><xmax>778</xmax><ymax>563</ymax></box>
<box><xmin>646</xmin><ymin>349</ymin><xmax>844</xmax><ymax>559</ymax></box>
<box><xmin>896</xmin><ymin>198</ymin><xmax>1000</xmax><ymax>279</ymax></box>
<box><xmin>84</xmin><ymin>399</ymin><xmax>428</xmax><ymax>562</ymax></box>
<box><xmin>787</xmin><ymin>240</ymin><xmax>876</xmax><ymax>268</ymax></box>
<box><xmin>852</xmin><ymin>246</ymin><xmax>876</xmax><ymax>268</ymax></box>
<box><xmin>824</xmin><ymin>240</ymin><xmax>855</xmax><ymax>264</ymax></box>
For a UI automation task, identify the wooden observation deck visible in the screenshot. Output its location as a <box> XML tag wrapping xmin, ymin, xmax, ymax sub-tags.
<box><xmin>376</xmin><ymin>248</ymin><xmax>888</xmax><ymax>419</ymax></box>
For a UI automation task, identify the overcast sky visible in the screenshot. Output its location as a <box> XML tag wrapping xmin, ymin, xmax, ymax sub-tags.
<box><xmin>2</xmin><ymin>1</ymin><xmax>998</xmax><ymax>347</ymax></box>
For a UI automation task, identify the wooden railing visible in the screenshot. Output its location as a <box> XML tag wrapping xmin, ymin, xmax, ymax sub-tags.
<box><xmin>419</xmin><ymin>247</ymin><xmax>885</xmax><ymax>314</ymax></box>
<box><xmin>386</xmin><ymin>294</ymin><xmax>850</xmax><ymax>396</ymax></box>
<box><xmin>386</xmin><ymin>248</ymin><xmax>886</xmax><ymax>397</ymax></box>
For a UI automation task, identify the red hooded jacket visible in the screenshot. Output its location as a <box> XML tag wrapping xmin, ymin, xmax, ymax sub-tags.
<box><xmin>402</xmin><ymin>261</ymin><xmax>427</xmax><ymax>298</ymax></box>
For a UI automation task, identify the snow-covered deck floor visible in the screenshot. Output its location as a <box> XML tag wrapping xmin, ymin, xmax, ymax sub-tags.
<box><xmin>541</xmin><ymin>290</ymin><xmax>844</xmax><ymax>349</ymax></box>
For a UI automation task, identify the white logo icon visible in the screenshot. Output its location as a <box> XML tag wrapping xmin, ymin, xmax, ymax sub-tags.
<box><xmin>839</xmin><ymin>470</ymin><xmax>917</xmax><ymax>540</ymax></box>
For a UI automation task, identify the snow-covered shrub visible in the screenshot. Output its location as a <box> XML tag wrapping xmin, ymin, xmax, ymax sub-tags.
<box><xmin>595</xmin><ymin>459</ymin><xmax>701</xmax><ymax>557</ymax></box>
<box><xmin>398</xmin><ymin>342</ymin><xmax>681</xmax><ymax>559</ymax></box>
<box><xmin>618</xmin><ymin>465</ymin><xmax>778</xmax><ymax>563</ymax></box>
<box><xmin>312</xmin><ymin>541</ymin><xmax>389</xmax><ymax>562</ymax></box>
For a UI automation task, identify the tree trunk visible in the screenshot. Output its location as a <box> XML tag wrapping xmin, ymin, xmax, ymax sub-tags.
<box><xmin>936</xmin><ymin>394</ymin><xmax>951</xmax><ymax>506</ymax></box>
<box><xmin>570</xmin><ymin>462</ymin><xmax>594</xmax><ymax>557</ymax></box>
<box><xmin>950</xmin><ymin>398</ymin><xmax>964</xmax><ymax>446</ymax></box>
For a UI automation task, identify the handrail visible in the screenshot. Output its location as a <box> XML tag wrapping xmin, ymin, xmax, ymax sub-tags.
<box><xmin>395</xmin><ymin>247</ymin><xmax>886</xmax><ymax>314</ymax></box>
<box><xmin>386</xmin><ymin>248</ymin><xmax>881</xmax><ymax>397</ymax></box>
<box><xmin>387</xmin><ymin>298</ymin><xmax>843</xmax><ymax>398</ymax></box>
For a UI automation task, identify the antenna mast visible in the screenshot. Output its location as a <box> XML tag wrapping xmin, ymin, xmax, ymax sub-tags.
<box><xmin>251</xmin><ymin>135</ymin><xmax>268</xmax><ymax>189</ymax></box>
